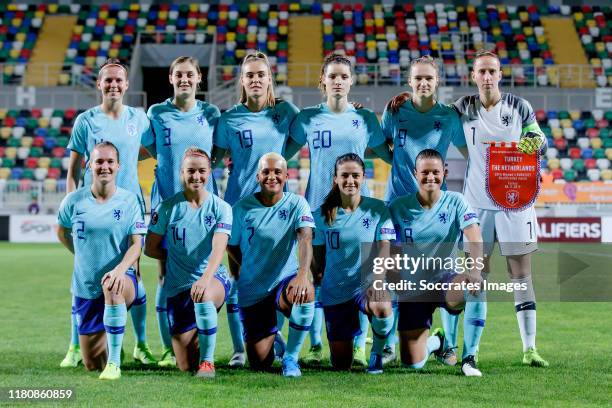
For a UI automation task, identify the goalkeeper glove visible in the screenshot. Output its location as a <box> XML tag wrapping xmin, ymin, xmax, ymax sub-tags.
<box><xmin>517</xmin><ymin>132</ymin><xmax>544</xmax><ymax>154</ymax></box>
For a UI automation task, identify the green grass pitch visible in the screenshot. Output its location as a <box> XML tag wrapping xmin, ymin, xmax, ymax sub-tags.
<box><xmin>0</xmin><ymin>242</ymin><xmax>610</xmax><ymax>407</ymax></box>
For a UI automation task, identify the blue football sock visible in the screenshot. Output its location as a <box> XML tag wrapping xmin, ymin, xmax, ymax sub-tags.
<box><xmin>284</xmin><ymin>302</ymin><xmax>314</xmax><ymax>361</ymax></box>
<box><xmin>155</xmin><ymin>283</ymin><xmax>173</xmax><ymax>350</ymax></box>
<box><xmin>371</xmin><ymin>315</ymin><xmax>394</xmax><ymax>355</ymax></box>
<box><xmin>440</xmin><ymin>308</ymin><xmax>460</xmax><ymax>350</ymax></box>
<box><xmin>308</xmin><ymin>286</ymin><xmax>323</xmax><ymax>347</ymax></box>
<box><xmin>195</xmin><ymin>302</ymin><xmax>218</xmax><ymax>363</ymax></box>
<box><xmin>276</xmin><ymin>310</ymin><xmax>286</xmax><ymax>332</ymax></box>
<box><xmin>463</xmin><ymin>294</ymin><xmax>487</xmax><ymax>359</ymax></box>
<box><xmin>70</xmin><ymin>298</ymin><xmax>79</xmax><ymax>347</ymax></box>
<box><xmin>104</xmin><ymin>303</ymin><xmax>127</xmax><ymax>366</ymax></box>
<box><xmin>354</xmin><ymin>311</ymin><xmax>369</xmax><ymax>349</ymax></box>
<box><xmin>226</xmin><ymin>281</ymin><xmax>245</xmax><ymax>353</ymax></box>
<box><xmin>130</xmin><ymin>278</ymin><xmax>147</xmax><ymax>345</ymax></box>
<box><xmin>385</xmin><ymin>302</ymin><xmax>399</xmax><ymax>348</ymax></box>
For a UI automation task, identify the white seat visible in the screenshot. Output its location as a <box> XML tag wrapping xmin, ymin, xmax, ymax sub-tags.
<box><xmin>546</xmin><ymin>147</ymin><xmax>558</xmax><ymax>159</ymax></box>
<box><xmin>563</xmin><ymin>127</ymin><xmax>576</xmax><ymax>140</ymax></box>
<box><xmin>587</xmin><ymin>168</ymin><xmax>601</xmax><ymax>181</ymax></box>
<box><xmin>12</xmin><ymin>127</ymin><xmax>25</xmax><ymax>139</ymax></box>
<box><xmin>577</xmin><ymin>137</ymin><xmax>590</xmax><ymax>149</ymax></box>
<box><xmin>17</xmin><ymin>147</ymin><xmax>30</xmax><ymax>160</ymax></box>
<box><xmin>560</xmin><ymin>158</ymin><xmax>572</xmax><ymax>170</ymax></box>
<box><xmin>596</xmin><ymin>158</ymin><xmax>610</xmax><ymax>170</ymax></box>
<box><xmin>34</xmin><ymin>167</ymin><xmax>47</xmax><ymax>181</ymax></box>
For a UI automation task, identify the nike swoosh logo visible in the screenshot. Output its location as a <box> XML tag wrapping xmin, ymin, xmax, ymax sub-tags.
<box><xmin>314</xmin><ymin>122</ymin><xmax>323</xmax><ymax>126</ymax></box>
<box><xmin>76</xmin><ymin>211</ymin><xmax>85</xmax><ymax>216</ymax></box>
<box><xmin>399</xmin><ymin>119</ymin><xmax>409</xmax><ymax>123</ymax></box>
<box><xmin>235</xmin><ymin>122</ymin><xmax>246</xmax><ymax>127</ymax></box>
<box><xmin>245</xmin><ymin>219</ymin><xmax>254</xmax><ymax>224</ymax></box>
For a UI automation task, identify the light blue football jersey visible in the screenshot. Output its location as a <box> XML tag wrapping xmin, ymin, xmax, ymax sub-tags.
<box><xmin>58</xmin><ymin>187</ymin><xmax>147</xmax><ymax>299</ymax></box>
<box><xmin>312</xmin><ymin>197</ymin><xmax>395</xmax><ymax>306</ymax></box>
<box><xmin>147</xmin><ymin>99</ymin><xmax>220</xmax><ymax>209</ymax></box>
<box><xmin>290</xmin><ymin>103</ymin><xmax>385</xmax><ymax>211</ymax></box>
<box><xmin>215</xmin><ymin>101</ymin><xmax>299</xmax><ymax>205</ymax></box>
<box><xmin>228</xmin><ymin>192</ymin><xmax>315</xmax><ymax>307</ymax></box>
<box><xmin>382</xmin><ymin>102</ymin><xmax>466</xmax><ymax>202</ymax></box>
<box><xmin>148</xmin><ymin>192</ymin><xmax>232</xmax><ymax>298</ymax></box>
<box><xmin>68</xmin><ymin>106</ymin><xmax>152</xmax><ymax>213</ymax></box>
<box><xmin>388</xmin><ymin>191</ymin><xmax>478</xmax><ymax>281</ymax></box>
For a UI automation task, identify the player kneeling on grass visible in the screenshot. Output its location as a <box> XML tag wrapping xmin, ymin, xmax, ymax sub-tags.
<box><xmin>57</xmin><ymin>142</ymin><xmax>147</xmax><ymax>380</ymax></box>
<box><xmin>144</xmin><ymin>148</ymin><xmax>232</xmax><ymax>378</ymax></box>
<box><xmin>388</xmin><ymin>149</ymin><xmax>486</xmax><ymax>377</ymax></box>
<box><xmin>227</xmin><ymin>153</ymin><xmax>315</xmax><ymax>378</ymax></box>
<box><xmin>311</xmin><ymin>153</ymin><xmax>395</xmax><ymax>374</ymax></box>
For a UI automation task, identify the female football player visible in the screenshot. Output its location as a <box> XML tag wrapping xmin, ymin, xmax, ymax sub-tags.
<box><xmin>380</xmin><ymin>55</ymin><xmax>467</xmax><ymax>365</ymax></box>
<box><xmin>145</xmin><ymin>56</ymin><xmax>221</xmax><ymax>367</ymax></box>
<box><xmin>58</xmin><ymin>142</ymin><xmax>147</xmax><ymax>380</ymax></box>
<box><xmin>212</xmin><ymin>52</ymin><xmax>300</xmax><ymax>366</ymax></box>
<box><xmin>388</xmin><ymin>149</ymin><xmax>486</xmax><ymax>376</ymax></box>
<box><xmin>312</xmin><ymin>153</ymin><xmax>395</xmax><ymax>373</ymax></box>
<box><xmin>286</xmin><ymin>53</ymin><xmax>392</xmax><ymax>365</ymax></box>
<box><xmin>145</xmin><ymin>148</ymin><xmax>232</xmax><ymax>378</ymax></box>
<box><xmin>227</xmin><ymin>153</ymin><xmax>315</xmax><ymax>377</ymax></box>
<box><xmin>62</xmin><ymin>59</ymin><xmax>155</xmax><ymax>368</ymax></box>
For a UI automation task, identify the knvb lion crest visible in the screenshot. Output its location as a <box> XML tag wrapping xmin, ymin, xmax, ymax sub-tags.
<box><xmin>438</xmin><ymin>212</ymin><xmax>449</xmax><ymax>224</ymax></box>
<box><xmin>204</xmin><ymin>214</ymin><xmax>215</xmax><ymax>227</ymax></box>
<box><xmin>505</xmin><ymin>190</ymin><xmax>519</xmax><ymax>206</ymax></box>
<box><xmin>113</xmin><ymin>209</ymin><xmax>122</xmax><ymax>220</ymax></box>
<box><xmin>278</xmin><ymin>209</ymin><xmax>288</xmax><ymax>220</ymax></box>
<box><xmin>362</xmin><ymin>217</ymin><xmax>372</xmax><ymax>229</ymax></box>
<box><xmin>126</xmin><ymin>123</ymin><xmax>137</xmax><ymax>137</ymax></box>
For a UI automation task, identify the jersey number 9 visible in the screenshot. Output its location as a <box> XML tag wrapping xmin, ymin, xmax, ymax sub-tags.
<box><xmin>398</xmin><ymin>129</ymin><xmax>407</xmax><ymax>147</ymax></box>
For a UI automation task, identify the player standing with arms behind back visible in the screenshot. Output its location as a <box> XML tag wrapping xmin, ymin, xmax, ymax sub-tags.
<box><xmin>452</xmin><ymin>50</ymin><xmax>548</xmax><ymax>367</ymax></box>
<box><xmin>380</xmin><ymin>55</ymin><xmax>467</xmax><ymax>365</ymax></box>
<box><xmin>212</xmin><ymin>52</ymin><xmax>300</xmax><ymax>367</ymax></box>
<box><xmin>286</xmin><ymin>54</ymin><xmax>392</xmax><ymax>366</ymax></box>
<box><xmin>145</xmin><ymin>56</ymin><xmax>221</xmax><ymax>368</ymax></box>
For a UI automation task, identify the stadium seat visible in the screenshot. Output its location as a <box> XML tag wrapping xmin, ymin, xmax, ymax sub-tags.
<box><xmin>563</xmin><ymin>169</ymin><xmax>576</xmax><ymax>181</ymax></box>
<box><xmin>545</xmin><ymin>147</ymin><xmax>558</xmax><ymax>159</ymax></box>
<box><xmin>560</xmin><ymin>158</ymin><xmax>572</xmax><ymax>170</ymax></box>
<box><xmin>597</xmin><ymin>158</ymin><xmax>611</xmax><ymax>169</ymax></box>
<box><xmin>587</xmin><ymin>168</ymin><xmax>601</xmax><ymax>181</ymax></box>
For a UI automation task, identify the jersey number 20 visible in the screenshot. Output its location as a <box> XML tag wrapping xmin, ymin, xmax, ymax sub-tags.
<box><xmin>313</xmin><ymin>130</ymin><xmax>332</xmax><ymax>149</ymax></box>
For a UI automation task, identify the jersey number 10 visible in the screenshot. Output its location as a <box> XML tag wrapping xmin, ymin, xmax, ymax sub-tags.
<box><xmin>326</xmin><ymin>230</ymin><xmax>340</xmax><ymax>249</ymax></box>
